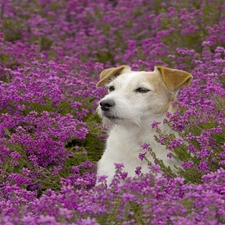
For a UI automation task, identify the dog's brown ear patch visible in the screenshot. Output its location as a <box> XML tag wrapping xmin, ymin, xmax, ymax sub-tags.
<box><xmin>156</xmin><ymin>66</ymin><xmax>193</xmax><ymax>92</ymax></box>
<box><xmin>96</xmin><ymin>65</ymin><xmax>131</xmax><ymax>87</ymax></box>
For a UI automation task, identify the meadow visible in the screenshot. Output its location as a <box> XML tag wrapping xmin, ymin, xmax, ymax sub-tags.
<box><xmin>0</xmin><ymin>0</ymin><xmax>225</xmax><ymax>224</ymax></box>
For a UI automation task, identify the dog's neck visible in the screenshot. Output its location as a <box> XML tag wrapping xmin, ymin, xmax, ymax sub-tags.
<box><xmin>106</xmin><ymin>113</ymin><xmax>168</xmax><ymax>155</ymax></box>
<box><xmin>109</xmin><ymin>112</ymin><xmax>168</xmax><ymax>135</ymax></box>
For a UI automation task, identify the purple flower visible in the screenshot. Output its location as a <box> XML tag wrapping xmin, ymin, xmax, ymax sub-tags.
<box><xmin>151</xmin><ymin>121</ymin><xmax>161</xmax><ymax>128</ymax></box>
<box><xmin>139</xmin><ymin>152</ymin><xmax>147</xmax><ymax>161</ymax></box>
<box><xmin>135</xmin><ymin>166</ymin><xmax>142</xmax><ymax>175</ymax></box>
<box><xmin>141</xmin><ymin>143</ymin><xmax>150</xmax><ymax>149</ymax></box>
<box><xmin>114</xmin><ymin>163</ymin><xmax>124</xmax><ymax>169</ymax></box>
<box><xmin>10</xmin><ymin>152</ymin><xmax>22</xmax><ymax>159</ymax></box>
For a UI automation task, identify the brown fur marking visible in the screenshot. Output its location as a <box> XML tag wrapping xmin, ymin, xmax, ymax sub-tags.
<box><xmin>156</xmin><ymin>66</ymin><xmax>193</xmax><ymax>92</ymax></box>
<box><xmin>96</xmin><ymin>65</ymin><xmax>130</xmax><ymax>87</ymax></box>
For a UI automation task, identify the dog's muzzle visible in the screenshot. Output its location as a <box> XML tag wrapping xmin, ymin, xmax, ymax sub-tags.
<box><xmin>99</xmin><ymin>99</ymin><xmax>121</xmax><ymax>120</ymax></box>
<box><xmin>100</xmin><ymin>99</ymin><xmax>115</xmax><ymax>111</ymax></box>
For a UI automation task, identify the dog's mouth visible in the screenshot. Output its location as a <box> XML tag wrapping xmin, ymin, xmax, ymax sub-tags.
<box><xmin>103</xmin><ymin>113</ymin><xmax>123</xmax><ymax>120</ymax></box>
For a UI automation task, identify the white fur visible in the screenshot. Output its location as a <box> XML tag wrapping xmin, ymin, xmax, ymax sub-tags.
<box><xmin>96</xmin><ymin>67</ymin><xmax>179</xmax><ymax>185</ymax></box>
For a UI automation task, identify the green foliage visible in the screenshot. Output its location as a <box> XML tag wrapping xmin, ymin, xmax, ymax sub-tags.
<box><xmin>66</xmin><ymin>113</ymin><xmax>105</xmax><ymax>163</ymax></box>
<box><xmin>96</xmin><ymin>51</ymin><xmax>115</xmax><ymax>64</ymax></box>
<box><xmin>0</xmin><ymin>54</ymin><xmax>10</xmax><ymax>64</ymax></box>
<box><xmin>39</xmin><ymin>37</ymin><xmax>53</xmax><ymax>51</ymax></box>
<box><xmin>3</xmin><ymin>19</ymin><xmax>23</xmax><ymax>42</ymax></box>
<box><xmin>28</xmin><ymin>36</ymin><xmax>53</xmax><ymax>52</ymax></box>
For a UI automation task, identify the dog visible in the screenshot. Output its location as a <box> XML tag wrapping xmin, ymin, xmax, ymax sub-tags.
<box><xmin>96</xmin><ymin>65</ymin><xmax>192</xmax><ymax>185</ymax></box>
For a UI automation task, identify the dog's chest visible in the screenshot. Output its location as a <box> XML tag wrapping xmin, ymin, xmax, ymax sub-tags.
<box><xmin>97</xmin><ymin>124</ymin><xmax>178</xmax><ymax>184</ymax></box>
<box><xmin>108</xmin><ymin>127</ymin><xmax>156</xmax><ymax>152</ymax></box>
<box><xmin>104</xmin><ymin>126</ymin><xmax>162</xmax><ymax>167</ymax></box>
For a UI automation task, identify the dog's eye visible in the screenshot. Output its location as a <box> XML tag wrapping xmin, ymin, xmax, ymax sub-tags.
<box><xmin>108</xmin><ymin>86</ymin><xmax>115</xmax><ymax>92</ymax></box>
<box><xmin>135</xmin><ymin>87</ymin><xmax>150</xmax><ymax>93</ymax></box>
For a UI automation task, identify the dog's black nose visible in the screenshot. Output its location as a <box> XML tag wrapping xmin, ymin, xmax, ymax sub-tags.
<box><xmin>100</xmin><ymin>99</ymin><xmax>115</xmax><ymax>111</ymax></box>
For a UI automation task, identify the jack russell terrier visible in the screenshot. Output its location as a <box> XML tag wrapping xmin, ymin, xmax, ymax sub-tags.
<box><xmin>96</xmin><ymin>65</ymin><xmax>192</xmax><ymax>185</ymax></box>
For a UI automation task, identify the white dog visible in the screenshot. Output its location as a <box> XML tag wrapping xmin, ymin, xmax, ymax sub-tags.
<box><xmin>96</xmin><ymin>65</ymin><xmax>192</xmax><ymax>185</ymax></box>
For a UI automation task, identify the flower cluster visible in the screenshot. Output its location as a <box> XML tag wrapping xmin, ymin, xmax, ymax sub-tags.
<box><xmin>0</xmin><ymin>0</ymin><xmax>225</xmax><ymax>224</ymax></box>
<box><xmin>1</xmin><ymin>168</ymin><xmax>225</xmax><ymax>224</ymax></box>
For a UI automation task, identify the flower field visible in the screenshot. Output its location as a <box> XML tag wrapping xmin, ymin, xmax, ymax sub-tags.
<box><xmin>0</xmin><ymin>0</ymin><xmax>225</xmax><ymax>224</ymax></box>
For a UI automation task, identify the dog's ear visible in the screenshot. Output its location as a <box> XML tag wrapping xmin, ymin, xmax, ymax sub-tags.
<box><xmin>156</xmin><ymin>66</ymin><xmax>193</xmax><ymax>92</ymax></box>
<box><xmin>96</xmin><ymin>65</ymin><xmax>131</xmax><ymax>87</ymax></box>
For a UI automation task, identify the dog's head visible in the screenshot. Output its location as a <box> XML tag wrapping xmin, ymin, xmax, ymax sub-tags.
<box><xmin>96</xmin><ymin>65</ymin><xmax>192</xmax><ymax>126</ymax></box>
